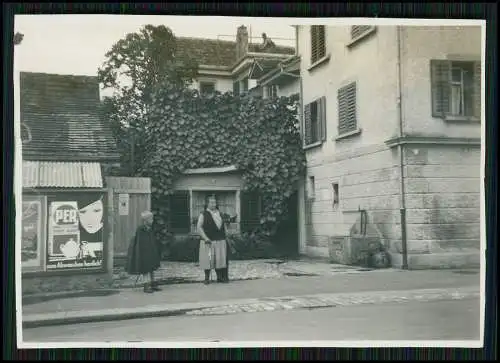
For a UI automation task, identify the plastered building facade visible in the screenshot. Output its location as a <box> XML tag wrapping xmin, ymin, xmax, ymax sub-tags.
<box><xmin>296</xmin><ymin>25</ymin><xmax>482</xmax><ymax>269</ymax></box>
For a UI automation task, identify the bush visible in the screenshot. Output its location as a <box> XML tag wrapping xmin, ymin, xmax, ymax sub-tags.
<box><xmin>227</xmin><ymin>232</ymin><xmax>278</xmax><ymax>260</ymax></box>
<box><xmin>163</xmin><ymin>232</ymin><xmax>279</xmax><ymax>262</ymax></box>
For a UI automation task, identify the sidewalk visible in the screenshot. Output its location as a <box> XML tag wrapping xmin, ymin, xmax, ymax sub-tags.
<box><xmin>22</xmin><ymin>268</ymin><xmax>480</xmax><ymax>328</ymax></box>
<box><xmin>109</xmin><ymin>259</ymin><xmax>372</xmax><ymax>289</ymax></box>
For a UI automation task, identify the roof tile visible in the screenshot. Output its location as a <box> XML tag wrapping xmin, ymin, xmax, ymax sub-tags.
<box><xmin>21</xmin><ymin>72</ymin><xmax>119</xmax><ymax>162</ymax></box>
<box><xmin>176</xmin><ymin>37</ymin><xmax>295</xmax><ymax>67</ymax></box>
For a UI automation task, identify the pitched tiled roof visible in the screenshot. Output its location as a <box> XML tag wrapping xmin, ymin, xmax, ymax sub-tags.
<box><xmin>21</xmin><ymin>72</ymin><xmax>119</xmax><ymax>162</ymax></box>
<box><xmin>176</xmin><ymin>37</ymin><xmax>295</xmax><ymax>68</ymax></box>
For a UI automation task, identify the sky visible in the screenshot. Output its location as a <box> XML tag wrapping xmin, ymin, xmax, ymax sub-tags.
<box><xmin>14</xmin><ymin>15</ymin><xmax>296</xmax><ymax>77</ymax></box>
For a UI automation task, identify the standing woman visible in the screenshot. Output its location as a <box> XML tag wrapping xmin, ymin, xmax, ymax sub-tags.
<box><xmin>197</xmin><ymin>194</ymin><xmax>228</xmax><ymax>284</ymax></box>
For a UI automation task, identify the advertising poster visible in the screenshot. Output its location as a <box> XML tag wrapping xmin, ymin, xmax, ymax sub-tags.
<box><xmin>21</xmin><ymin>199</ymin><xmax>43</xmax><ymax>270</ymax></box>
<box><xmin>47</xmin><ymin>194</ymin><xmax>105</xmax><ymax>270</ymax></box>
<box><xmin>118</xmin><ymin>193</ymin><xmax>129</xmax><ymax>216</ymax></box>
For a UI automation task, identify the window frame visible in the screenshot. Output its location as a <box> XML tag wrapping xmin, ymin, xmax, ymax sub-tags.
<box><xmin>199</xmin><ymin>81</ymin><xmax>216</xmax><ymax>96</ymax></box>
<box><xmin>266</xmin><ymin>84</ymin><xmax>278</xmax><ymax>99</ymax></box>
<box><xmin>430</xmin><ymin>59</ymin><xmax>481</xmax><ymax>122</ymax></box>
<box><xmin>332</xmin><ymin>182</ymin><xmax>340</xmax><ymax>210</ymax></box>
<box><xmin>336</xmin><ymin>81</ymin><xmax>360</xmax><ymax>138</ymax></box>
<box><xmin>310</xmin><ymin>25</ymin><xmax>327</xmax><ymax>66</ymax></box>
<box><xmin>303</xmin><ymin>96</ymin><xmax>327</xmax><ymax>149</ymax></box>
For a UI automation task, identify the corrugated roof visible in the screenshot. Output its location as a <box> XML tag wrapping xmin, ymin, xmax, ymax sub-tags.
<box><xmin>23</xmin><ymin>161</ymin><xmax>103</xmax><ymax>188</ymax></box>
<box><xmin>176</xmin><ymin>37</ymin><xmax>295</xmax><ymax>68</ymax></box>
<box><xmin>21</xmin><ymin>72</ymin><xmax>120</xmax><ymax>162</ymax></box>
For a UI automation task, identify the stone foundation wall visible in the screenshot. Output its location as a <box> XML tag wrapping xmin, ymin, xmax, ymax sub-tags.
<box><xmin>305</xmin><ymin>145</ymin><xmax>401</xmax><ymax>258</ymax></box>
<box><xmin>402</xmin><ymin>144</ymin><xmax>481</xmax><ymax>256</ymax></box>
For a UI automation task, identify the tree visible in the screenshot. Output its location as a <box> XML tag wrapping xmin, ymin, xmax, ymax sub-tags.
<box><xmin>98</xmin><ymin>25</ymin><xmax>198</xmax><ymax>175</ymax></box>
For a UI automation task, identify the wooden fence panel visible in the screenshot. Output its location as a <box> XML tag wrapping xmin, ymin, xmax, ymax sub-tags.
<box><xmin>105</xmin><ymin>177</ymin><xmax>151</xmax><ymax>262</ymax></box>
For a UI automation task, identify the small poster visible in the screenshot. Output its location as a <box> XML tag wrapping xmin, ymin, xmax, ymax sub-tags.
<box><xmin>118</xmin><ymin>193</ymin><xmax>129</xmax><ymax>216</ymax></box>
<box><xmin>21</xmin><ymin>200</ymin><xmax>42</xmax><ymax>269</ymax></box>
<box><xmin>47</xmin><ymin>195</ymin><xmax>105</xmax><ymax>270</ymax></box>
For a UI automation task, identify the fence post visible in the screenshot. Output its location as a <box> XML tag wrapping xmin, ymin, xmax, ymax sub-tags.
<box><xmin>107</xmin><ymin>187</ymin><xmax>115</xmax><ymax>278</ymax></box>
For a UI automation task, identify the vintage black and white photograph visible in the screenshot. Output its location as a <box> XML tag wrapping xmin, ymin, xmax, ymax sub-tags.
<box><xmin>15</xmin><ymin>15</ymin><xmax>485</xmax><ymax>348</ymax></box>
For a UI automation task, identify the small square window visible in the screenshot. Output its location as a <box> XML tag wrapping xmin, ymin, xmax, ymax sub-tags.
<box><xmin>199</xmin><ymin>81</ymin><xmax>216</xmax><ymax>96</ymax></box>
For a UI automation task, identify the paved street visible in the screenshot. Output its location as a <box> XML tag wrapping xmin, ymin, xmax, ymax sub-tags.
<box><xmin>23</xmin><ymin>297</ymin><xmax>480</xmax><ymax>342</ymax></box>
<box><xmin>23</xmin><ymin>269</ymin><xmax>480</xmax><ymax>316</ymax></box>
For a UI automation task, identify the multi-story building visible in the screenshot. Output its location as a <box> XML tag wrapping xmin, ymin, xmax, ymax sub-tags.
<box><xmin>295</xmin><ymin>25</ymin><xmax>482</xmax><ymax>269</ymax></box>
<box><xmin>167</xmin><ymin>27</ymin><xmax>299</xmax><ymax>237</ymax></box>
<box><xmin>175</xmin><ymin>26</ymin><xmax>295</xmax><ymax>96</ymax></box>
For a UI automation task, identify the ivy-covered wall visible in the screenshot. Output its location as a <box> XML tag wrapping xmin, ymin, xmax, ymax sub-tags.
<box><xmin>136</xmin><ymin>83</ymin><xmax>306</xmax><ymax>242</ymax></box>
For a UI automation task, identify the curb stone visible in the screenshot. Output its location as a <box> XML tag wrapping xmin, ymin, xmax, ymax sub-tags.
<box><xmin>23</xmin><ymin>286</ymin><xmax>479</xmax><ymax>329</ymax></box>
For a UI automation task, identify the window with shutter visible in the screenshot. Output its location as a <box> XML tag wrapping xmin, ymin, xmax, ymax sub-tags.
<box><xmin>169</xmin><ymin>191</ymin><xmax>191</xmax><ymax>234</ymax></box>
<box><xmin>304</xmin><ymin>97</ymin><xmax>327</xmax><ymax>147</ymax></box>
<box><xmin>337</xmin><ymin>82</ymin><xmax>357</xmax><ymax>135</ymax></box>
<box><xmin>311</xmin><ymin>25</ymin><xmax>326</xmax><ymax>64</ymax></box>
<box><xmin>351</xmin><ymin>26</ymin><xmax>374</xmax><ymax>40</ymax></box>
<box><xmin>430</xmin><ymin>59</ymin><xmax>480</xmax><ymax>119</ymax></box>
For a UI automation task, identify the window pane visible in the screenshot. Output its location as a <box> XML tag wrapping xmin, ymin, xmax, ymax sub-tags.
<box><xmin>450</xmin><ymin>84</ymin><xmax>463</xmax><ymax>115</ymax></box>
<box><xmin>451</xmin><ymin>67</ymin><xmax>462</xmax><ymax>83</ymax></box>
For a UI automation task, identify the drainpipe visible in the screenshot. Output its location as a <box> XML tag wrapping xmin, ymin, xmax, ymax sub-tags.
<box><xmin>298</xmin><ymin>34</ymin><xmax>307</xmax><ymax>255</ymax></box>
<box><xmin>396</xmin><ymin>26</ymin><xmax>409</xmax><ymax>270</ymax></box>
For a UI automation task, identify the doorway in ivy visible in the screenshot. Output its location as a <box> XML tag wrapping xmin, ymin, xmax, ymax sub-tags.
<box><xmin>273</xmin><ymin>191</ymin><xmax>299</xmax><ymax>258</ymax></box>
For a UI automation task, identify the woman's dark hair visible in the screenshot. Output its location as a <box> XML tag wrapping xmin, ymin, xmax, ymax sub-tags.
<box><xmin>203</xmin><ymin>194</ymin><xmax>219</xmax><ymax>211</ymax></box>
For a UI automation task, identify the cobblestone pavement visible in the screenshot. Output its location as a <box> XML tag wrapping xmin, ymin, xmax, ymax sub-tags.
<box><xmin>185</xmin><ymin>286</ymin><xmax>480</xmax><ymax>317</ymax></box>
<box><xmin>111</xmin><ymin>259</ymin><xmax>377</xmax><ymax>288</ymax></box>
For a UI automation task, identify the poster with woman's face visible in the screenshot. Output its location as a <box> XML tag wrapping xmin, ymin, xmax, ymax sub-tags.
<box><xmin>47</xmin><ymin>193</ymin><xmax>105</xmax><ymax>270</ymax></box>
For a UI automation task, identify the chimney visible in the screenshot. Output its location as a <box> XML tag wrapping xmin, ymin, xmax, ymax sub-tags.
<box><xmin>236</xmin><ymin>25</ymin><xmax>249</xmax><ymax>60</ymax></box>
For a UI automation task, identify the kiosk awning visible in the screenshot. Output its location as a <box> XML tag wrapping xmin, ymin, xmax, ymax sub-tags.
<box><xmin>23</xmin><ymin>161</ymin><xmax>103</xmax><ymax>188</ymax></box>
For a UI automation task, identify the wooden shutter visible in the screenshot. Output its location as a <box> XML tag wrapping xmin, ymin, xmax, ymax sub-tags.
<box><xmin>311</xmin><ymin>26</ymin><xmax>325</xmax><ymax>63</ymax></box>
<box><xmin>310</xmin><ymin>26</ymin><xmax>318</xmax><ymax>64</ymax></box>
<box><xmin>240</xmin><ymin>191</ymin><xmax>260</xmax><ymax>233</ymax></box>
<box><xmin>317</xmin><ymin>26</ymin><xmax>326</xmax><ymax>60</ymax></box>
<box><xmin>319</xmin><ymin>96</ymin><xmax>327</xmax><ymax>141</ymax></box>
<box><xmin>351</xmin><ymin>26</ymin><xmax>372</xmax><ymax>40</ymax></box>
<box><xmin>169</xmin><ymin>191</ymin><xmax>191</xmax><ymax>234</ymax></box>
<box><xmin>337</xmin><ymin>82</ymin><xmax>357</xmax><ymax>135</ymax></box>
<box><xmin>472</xmin><ymin>61</ymin><xmax>482</xmax><ymax>119</ymax></box>
<box><xmin>304</xmin><ymin>102</ymin><xmax>312</xmax><ymax>146</ymax></box>
<box><xmin>430</xmin><ymin>60</ymin><xmax>451</xmax><ymax>118</ymax></box>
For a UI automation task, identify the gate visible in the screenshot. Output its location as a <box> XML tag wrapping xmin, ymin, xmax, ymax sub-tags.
<box><xmin>105</xmin><ymin>177</ymin><xmax>151</xmax><ymax>265</ymax></box>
